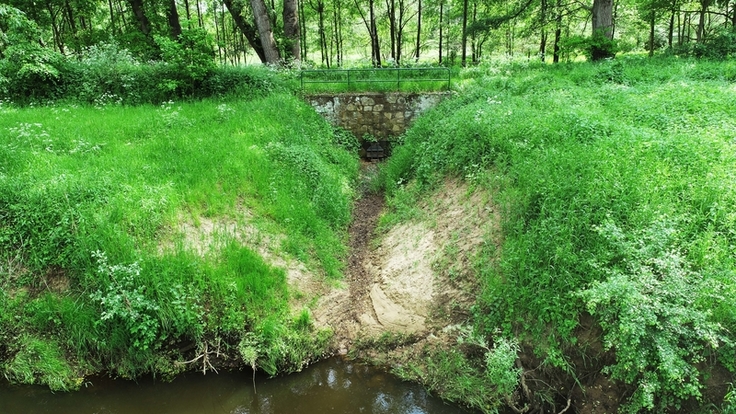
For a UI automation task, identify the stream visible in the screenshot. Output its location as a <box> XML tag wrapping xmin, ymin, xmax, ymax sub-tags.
<box><xmin>0</xmin><ymin>357</ymin><xmax>477</xmax><ymax>414</ymax></box>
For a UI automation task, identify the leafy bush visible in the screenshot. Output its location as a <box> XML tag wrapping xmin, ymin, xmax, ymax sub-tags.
<box><xmin>578</xmin><ymin>219</ymin><xmax>729</xmax><ymax>412</ymax></box>
<box><xmin>562</xmin><ymin>30</ymin><xmax>618</xmax><ymax>61</ymax></box>
<box><xmin>693</xmin><ymin>29</ymin><xmax>736</xmax><ymax>59</ymax></box>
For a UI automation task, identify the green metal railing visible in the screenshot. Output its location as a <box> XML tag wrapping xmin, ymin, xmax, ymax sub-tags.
<box><xmin>300</xmin><ymin>67</ymin><xmax>451</xmax><ymax>91</ymax></box>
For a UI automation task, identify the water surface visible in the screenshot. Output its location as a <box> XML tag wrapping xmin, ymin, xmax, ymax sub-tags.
<box><xmin>0</xmin><ymin>357</ymin><xmax>477</xmax><ymax>414</ymax></box>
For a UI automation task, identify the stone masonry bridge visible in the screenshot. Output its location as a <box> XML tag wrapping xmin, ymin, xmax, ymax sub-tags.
<box><xmin>305</xmin><ymin>92</ymin><xmax>448</xmax><ymax>159</ymax></box>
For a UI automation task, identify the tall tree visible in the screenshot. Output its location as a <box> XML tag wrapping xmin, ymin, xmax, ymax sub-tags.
<box><xmin>223</xmin><ymin>0</ymin><xmax>267</xmax><ymax>62</ymax></box>
<box><xmin>283</xmin><ymin>0</ymin><xmax>300</xmax><ymax>61</ymax></box>
<box><xmin>250</xmin><ymin>0</ymin><xmax>280</xmax><ymax>63</ymax></box>
<box><xmin>592</xmin><ymin>0</ymin><xmax>613</xmax><ymax>38</ymax></box>
<box><xmin>354</xmin><ymin>0</ymin><xmax>381</xmax><ymax>66</ymax></box>
<box><xmin>167</xmin><ymin>0</ymin><xmax>182</xmax><ymax>37</ymax></box>
<box><xmin>461</xmin><ymin>0</ymin><xmax>468</xmax><ymax>65</ymax></box>
<box><xmin>128</xmin><ymin>0</ymin><xmax>151</xmax><ymax>35</ymax></box>
<box><xmin>308</xmin><ymin>0</ymin><xmax>329</xmax><ymax>66</ymax></box>
<box><xmin>415</xmin><ymin>0</ymin><xmax>422</xmax><ymax>60</ymax></box>
<box><xmin>591</xmin><ymin>0</ymin><xmax>614</xmax><ymax>59</ymax></box>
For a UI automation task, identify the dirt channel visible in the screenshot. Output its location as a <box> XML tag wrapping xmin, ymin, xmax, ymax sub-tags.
<box><xmin>311</xmin><ymin>164</ymin><xmax>498</xmax><ymax>358</ymax></box>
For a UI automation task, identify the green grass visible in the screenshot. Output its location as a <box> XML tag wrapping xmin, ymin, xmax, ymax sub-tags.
<box><xmin>380</xmin><ymin>56</ymin><xmax>736</xmax><ymax>412</ymax></box>
<box><xmin>0</xmin><ymin>93</ymin><xmax>358</xmax><ymax>387</ymax></box>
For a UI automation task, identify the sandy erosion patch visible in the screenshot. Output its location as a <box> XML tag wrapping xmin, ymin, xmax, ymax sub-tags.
<box><xmin>313</xmin><ymin>178</ymin><xmax>501</xmax><ymax>353</ymax></box>
<box><xmin>160</xmin><ymin>211</ymin><xmax>321</xmax><ymax>312</ymax></box>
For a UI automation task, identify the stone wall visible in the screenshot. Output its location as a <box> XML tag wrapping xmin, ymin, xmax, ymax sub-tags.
<box><xmin>305</xmin><ymin>92</ymin><xmax>447</xmax><ymax>140</ymax></box>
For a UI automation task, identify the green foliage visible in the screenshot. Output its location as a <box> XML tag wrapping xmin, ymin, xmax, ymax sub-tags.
<box><xmin>692</xmin><ymin>29</ymin><xmax>736</xmax><ymax>59</ymax></box>
<box><xmin>381</xmin><ymin>57</ymin><xmax>736</xmax><ymax>411</ymax></box>
<box><xmin>238</xmin><ymin>312</ymin><xmax>331</xmax><ymax>376</ymax></box>
<box><xmin>562</xmin><ymin>30</ymin><xmax>618</xmax><ymax>61</ymax></box>
<box><xmin>395</xmin><ymin>328</ymin><xmax>521</xmax><ymax>414</ymax></box>
<box><xmin>0</xmin><ymin>5</ymin><xmax>70</xmax><ymax>101</ymax></box>
<box><xmin>578</xmin><ymin>219</ymin><xmax>728</xmax><ymax>412</ymax></box>
<box><xmin>89</xmin><ymin>251</ymin><xmax>161</xmax><ymax>352</ymax></box>
<box><xmin>0</xmin><ymin>39</ymin><xmax>292</xmax><ymax>104</ymax></box>
<box><xmin>154</xmin><ymin>28</ymin><xmax>216</xmax><ymax>94</ymax></box>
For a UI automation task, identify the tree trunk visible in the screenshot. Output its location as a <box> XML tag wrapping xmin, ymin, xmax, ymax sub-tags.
<box><xmin>439</xmin><ymin>1</ymin><xmax>443</xmax><ymax>63</ymax></box>
<box><xmin>668</xmin><ymin>6</ymin><xmax>675</xmax><ymax>47</ymax></box>
<box><xmin>167</xmin><ymin>0</ymin><xmax>182</xmax><ymax>38</ymax></box>
<box><xmin>283</xmin><ymin>0</ymin><xmax>300</xmax><ymax>61</ymax></box>
<box><xmin>333</xmin><ymin>0</ymin><xmax>343</xmax><ymax>66</ymax></box>
<box><xmin>223</xmin><ymin>0</ymin><xmax>267</xmax><ymax>62</ymax></box>
<box><xmin>184</xmin><ymin>0</ymin><xmax>191</xmax><ymax>21</ymax></box>
<box><xmin>64</xmin><ymin>0</ymin><xmax>77</xmax><ymax>35</ymax></box>
<box><xmin>108</xmin><ymin>0</ymin><xmax>116</xmax><ymax>35</ymax></box>
<box><xmin>299</xmin><ymin>0</ymin><xmax>307</xmax><ymax>59</ymax></box>
<box><xmin>370</xmin><ymin>0</ymin><xmax>381</xmax><ymax>66</ymax></box>
<box><xmin>592</xmin><ymin>0</ymin><xmax>613</xmax><ymax>38</ymax></box>
<box><xmin>461</xmin><ymin>0</ymin><xmax>468</xmax><ymax>66</ymax></box>
<box><xmin>318</xmin><ymin>2</ymin><xmax>329</xmax><ymax>67</ymax></box>
<box><xmin>415</xmin><ymin>0</ymin><xmax>421</xmax><ymax>60</ymax></box>
<box><xmin>471</xmin><ymin>2</ymin><xmax>477</xmax><ymax>63</ymax></box>
<box><xmin>386</xmin><ymin>0</ymin><xmax>396</xmax><ymax>60</ymax></box>
<box><xmin>539</xmin><ymin>0</ymin><xmax>547</xmax><ymax>60</ymax></box>
<box><xmin>197</xmin><ymin>0</ymin><xmax>204</xmax><ymax>27</ymax></box>
<box><xmin>649</xmin><ymin>11</ymin><xmax>655</xmax><ymax>56</ymax></box>
<box><xmin>128</xmin><ymin>0</ymin><xmax>151</xmax><ymax>35</ymax></box>
<box><xmin>553</xmin><ymin>0</ymin><xmax>562</xmax><ymax>62</ymax></box>
<box><xmin>250</xmin><ymin>0</ymin><xmax>281</xmax><ymax>63</ymax></box>
<box><xmin>696</xmin><ymin>0</ymin><xmax>709</xmax><ymax>42</ymax></box>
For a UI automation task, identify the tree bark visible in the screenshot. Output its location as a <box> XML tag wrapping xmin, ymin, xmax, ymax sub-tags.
<box><xmin>648</xmin><ymin>10</ymin><xmax>655</xmax><ymax>56</ymax></box>
<box><xmin>415</xmin><ymin>0</ymin><xmax>421</xmax><ymax>60</ymax></box>
<box><xmin>370</xmin><ymin>0</ymin><xmax>381</xmax><ymax>66</ymax></box>
<box><xmin>128</xmin><ymin>0</ymin><xmax>151</xmax><ymax>35</ymax></box>
<box><xmin>553</xmin><ymin>0</ymin><xmax>562</xmax><ymax>62</ymax></box>
<box><xmin>108</xmin><ymin>0</ymin><xmax>116</xmax><ymax>35</ymax></box>
<box><xmin>592</xmin><ymin>0</ymin><xmax>613</xmax><ymax>38</ymax></box>
<box><xmin>223</xmin><ymin>0</ymin><xmax>267</xmax><ymax>62</ymax></box>
<box><xmin>167</xmin><ymin>0</ymin><xmax>182</xmax><ymax>38</ymax></box>
<box><xmin>461</xmin><ymin>0</ymin><xmax>468</xmax><ymax>66</ymax></box>
<box><xmin>696</xmin><ymin>0</ymin><xmax>709</xmax><ymax>42</ymax></box>
<box><xmin>283</xmin><ymin>0</ymin><xmax>300</xmax><ymax>61</ymax></box>
<box><xmin>250</xmin><ymin>0</ymin><xmax>281</xmax><ymax>63</ymax></box>
<box><xmin>439</xmin><ymin>1</ymin><xmax>443</xmax><ymax>63</ymax></box>
<box><xmin>668</xmin><ymin>6</ymin><xmax>675</xmax><ymax>47</ymax></box>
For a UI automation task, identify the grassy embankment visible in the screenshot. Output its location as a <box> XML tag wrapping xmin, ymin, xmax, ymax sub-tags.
<box><xmin>380</xmin><ymin>57</ymin><xmax>736</xmax><ymax>413</ymax></box>
<box><xmin>0</xmin><ymin>90</ymin><xmax>359</xmax><ymax>390</ymax></box>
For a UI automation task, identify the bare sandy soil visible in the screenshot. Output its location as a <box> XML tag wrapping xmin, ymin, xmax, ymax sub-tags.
<box><xmin>311</xmin><ymin>174</ymin><xmax>500</xmax><ymax>356</ymax></box>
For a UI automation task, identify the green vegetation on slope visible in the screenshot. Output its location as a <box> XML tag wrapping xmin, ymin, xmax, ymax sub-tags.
<box><xmin>0</xmin><ymin>93</ymin><xmax>358</xmax><ymax>389</ymax></box>
<box><xmin>381</xmin><ymin>56</ymin><xmax>736</xmax><ymax>412</ymax></box>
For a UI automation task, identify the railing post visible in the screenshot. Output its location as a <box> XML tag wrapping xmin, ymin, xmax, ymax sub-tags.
<box><xmin>347</xmin><ymin>70</ymin><xmax>351</xmax><ymax>90</ymax></box>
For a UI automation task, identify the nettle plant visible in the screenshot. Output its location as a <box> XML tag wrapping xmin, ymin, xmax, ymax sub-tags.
<box><xmin>577</xmin><ymin>218</ymin><xmax>729</xmax><ymax>412</ymax></box>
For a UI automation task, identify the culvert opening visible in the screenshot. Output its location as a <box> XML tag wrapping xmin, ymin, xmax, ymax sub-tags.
<box><xmin>359</xmin><ymin>140</ymin><xmax>392</xmax><ymax>162</ymax></box>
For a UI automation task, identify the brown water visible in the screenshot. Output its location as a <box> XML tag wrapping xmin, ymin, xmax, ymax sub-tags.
<box><xmin>0</xmin><ymin>357</ymin><xmax>477</xmax><ymax>414</ymax></box>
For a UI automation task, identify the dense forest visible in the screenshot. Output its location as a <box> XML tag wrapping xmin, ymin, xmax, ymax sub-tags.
<box><xmin>2</xmin><ymin>0</ymin><xmax>736</xmax><ymax>71</ymax></box>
